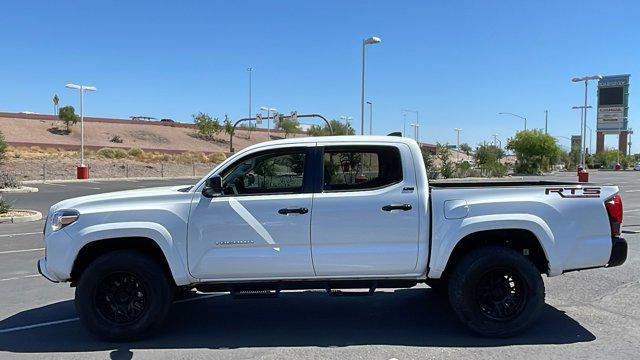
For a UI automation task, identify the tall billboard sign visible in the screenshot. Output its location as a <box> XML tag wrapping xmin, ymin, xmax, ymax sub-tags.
<box><xmin>597</xmin><ymin>74</ymin><xmax>630</xmax><ymax>133</ymax></box>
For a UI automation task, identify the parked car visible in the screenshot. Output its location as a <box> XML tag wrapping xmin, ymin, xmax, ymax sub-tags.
<box><xmin>635</xmin><ymin>162</ymin><xmax>640</xmax><ymax>171</ymax></box>
<box><xmin>38</xmin><ymin>135</ymin><xmax>627</xmax><ymax>341</ymax></box>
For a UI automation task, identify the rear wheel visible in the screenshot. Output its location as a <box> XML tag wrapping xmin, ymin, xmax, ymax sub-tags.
<box><xmin>448</xmin><ymin>246</ymin><xmax>545</xmax><ymax>337</ymax></box>
<box><xmin>75</xmin><ymin>250</ymin><xmax>172</xmax><ymax>341</ymax></box>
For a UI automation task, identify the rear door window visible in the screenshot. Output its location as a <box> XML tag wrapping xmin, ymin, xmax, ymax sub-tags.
<box><xmin>322</xmin><ymin>146</ymin><xmax>403</xmax><ymax>191</ymax></box>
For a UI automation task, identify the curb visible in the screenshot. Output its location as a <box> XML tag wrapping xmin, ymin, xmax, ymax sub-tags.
<box><xmin>0</xmin><ymin>210</ymin><xmax>43</xmax><ymax>224</ymax></box>
<box><xmin>0</xmin><ymin>186</ymin><xmax>39</xmax><ymax>194</ymax></box>
<box><xmin>23</xmin><ymin>176</ymin><xmax>202</xmax><ymax>185</ymax></box>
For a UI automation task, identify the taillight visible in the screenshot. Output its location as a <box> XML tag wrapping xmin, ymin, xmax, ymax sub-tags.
<box><xmin>605</xmin><ymin>194</ymin><xmax>623</xmax><ymax>237</ymax></box>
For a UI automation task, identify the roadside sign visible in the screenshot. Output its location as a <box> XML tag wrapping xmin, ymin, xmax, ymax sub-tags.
<box><xmin>273</xmin><ymin>113</ymin><xmax>281</xmax><ymax>125</ymax></box>
<box><xmin>53</xmin><ymin>94</ymin><xmax>59</xmax><ymax>105</ymax></box>
<box><xmin>255</xmin><ymin>113</ymin><xmax>262</xmax><ymax>124</ymax></box>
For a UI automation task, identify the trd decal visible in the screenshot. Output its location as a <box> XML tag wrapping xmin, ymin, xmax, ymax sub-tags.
<box><xmin>545</xmin><ymin>187</ymin><xmax>601</xmax><ymax>198</ymax></box>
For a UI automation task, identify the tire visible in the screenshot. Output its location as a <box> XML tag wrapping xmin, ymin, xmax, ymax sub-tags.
<box><xmin>447</xmin><ymin>246</ymin><xmax>545</xmax><ymax>337</ymax></box>
<box><xmin>425</xmin><ymin>279</ymin><xmax>448</xmax><ymax>295</ymax></box>
<box><xmin>75</xmin><ymin>250</ymin><xmax>173</xmax><ymax>341</ymax></box>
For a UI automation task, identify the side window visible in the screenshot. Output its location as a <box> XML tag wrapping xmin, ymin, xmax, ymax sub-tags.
<box><xmin>221</xmin><ymin>151</ymin><xmax>306</xmax><ymax>195</ymax></box>
<box><xmin>323</xmin><ymin>146</ymin><xmax>403</xmax><ymax>191</ymax></box>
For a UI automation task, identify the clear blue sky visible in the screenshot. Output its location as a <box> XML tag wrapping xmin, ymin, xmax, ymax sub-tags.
<box><xmin>1</xmin><ymin>0</ymin><xmax>638</xmax><ymax>153</ymax></box>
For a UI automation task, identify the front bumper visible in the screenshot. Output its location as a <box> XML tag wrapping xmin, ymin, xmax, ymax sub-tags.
<box><xmin>37</xmin><ymin>257</ymin><xmax>59</xmax><ymax>283</ymax></box>
<box><xmin>607</xmin><ymin>237</ymin><xmax>627</xmax><ymax>268</ymax></box>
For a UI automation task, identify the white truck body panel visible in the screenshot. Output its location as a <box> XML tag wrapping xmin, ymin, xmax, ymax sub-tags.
<box><xmin>39</xmin><ymin>136</ymin><xmax>620</xmax><ymax>286</ymax></box>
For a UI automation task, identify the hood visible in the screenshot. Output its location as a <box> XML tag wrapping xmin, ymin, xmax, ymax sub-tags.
<box><xmin>50</xmin><ymin>185</ymin><xmax>193</xmax><ymax>213</ymax></box>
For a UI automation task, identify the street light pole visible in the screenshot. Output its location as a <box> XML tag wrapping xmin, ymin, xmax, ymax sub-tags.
<box><xmin>340</xmin><ymin>115</ymin><xmax>353</xmax><ymax>127</ymax></box>
<box><xmin>545</xmin><ymin>110</ymin><xmax>548</xmax><ymax>134</ymax></box>
<box><xmin>65</xmin><ymin>83</ymin><xmax>96</xmax><ymax>167</ymax></box>
<box><xmin>361</xmin><ymin>37</ymin><xmax>381</xmax><ymax>136</ymax></box>
<box><xmin>498</xmin><ymin>112</ymin><xmax>527</xmax><ymax>131</ymax></box>
<box><xmin>247</xmin><ymin>67</ymin><xmax>253</xmax><ymax>138</ymax></box>
<box><xmin>260</xmin><ymin>106</ymin><xmax>277</xmax><ymax>139</ymax></box>
<box><xmin>572</xmin><ymin>105</ymin><xmax>593</xmax><ymax>169</ymax></box>
<box><xmin>366</xmin><ymin>101</ymin><xmax>373</xmax><ymax>135</ymax></box>
<box><xmin>402</xmin><ymin>113</ymin><xmax>407</xmax><ymax>137</ymax></box>
<box><xmin>572</xmin><ymin>75</ymin><xmax>603</xmax><ymax>170</ymax></box>
<box><xmin>410</xmin><ymin>123</ymin><xmax>420</xmax><ymax>142</ymax></box>
<box><xmin>454</xmin><ymin>128</ymin><xmax>462</xmax><ymax>161</ymax></box>
<box><xmin>402</xmin><ymin>109</ymin><xmax>419</xmax><ymax>141</ymax></box>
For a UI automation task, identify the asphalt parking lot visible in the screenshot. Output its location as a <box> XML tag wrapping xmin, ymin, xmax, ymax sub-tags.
<box><xmin>0</xmin><ymin>172</ymin><xmax>638</xmax><ymax>359</ymax></box>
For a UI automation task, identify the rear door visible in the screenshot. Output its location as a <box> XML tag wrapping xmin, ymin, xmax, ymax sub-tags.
<box><xmin>310</xmin><ymin>143</ymin><xmax>420</xmax><ymax>276</ymax></box>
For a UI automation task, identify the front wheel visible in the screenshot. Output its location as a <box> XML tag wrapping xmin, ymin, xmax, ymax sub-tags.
<box><xmin>75</xmin><ymin>250</ymin><xmax>172</xmax><ymax>341</ymax></box>
<box><xmin>448</xmin><ymin>246</ymin><xmax>545</xmax><ymax>337</ymax></box>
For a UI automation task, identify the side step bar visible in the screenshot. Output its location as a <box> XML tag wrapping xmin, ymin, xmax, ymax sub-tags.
<box><xmin>196</xmin><ymin>279</ymin><xmax>417</xmax><ymax>295</ymax></box>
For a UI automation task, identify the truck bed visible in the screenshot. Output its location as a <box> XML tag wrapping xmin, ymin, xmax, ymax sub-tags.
<box><xmin>429</xmin><ymin>180</ymin><xmax>584</xmax><ymax>188</ymax></box>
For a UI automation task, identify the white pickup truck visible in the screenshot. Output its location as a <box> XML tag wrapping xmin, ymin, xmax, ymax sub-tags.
<box><xmin>38</xmin><ymin>136</ymin><xmax>627</xmax><ymax>341</ymax></box>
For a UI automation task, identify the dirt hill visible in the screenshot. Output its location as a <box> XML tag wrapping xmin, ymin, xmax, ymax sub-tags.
<box><xmin>0</xmin><ymin>112</ymin><xmax>304</xmax><ymax>154</ymax></box>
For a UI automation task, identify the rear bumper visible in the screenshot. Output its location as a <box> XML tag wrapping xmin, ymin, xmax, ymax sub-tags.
<box><xmin>607</xmin><ymin>237</ymin><xmax>627</xmax><ymax>268</ymax></box>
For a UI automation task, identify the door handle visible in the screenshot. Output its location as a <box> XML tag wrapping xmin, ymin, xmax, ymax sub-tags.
<box><xmin>278</xmin><ymin>207</ymin><xmax>309</xmax><ymax>215</ymax></box>
<box><xmin>382</xmin><ymin>204</ymin><xmax>412</xmax><ymax>212</ymax></box>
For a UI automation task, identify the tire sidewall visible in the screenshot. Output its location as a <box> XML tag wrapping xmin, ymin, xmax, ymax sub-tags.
<box><xmin>75</xmin><ymin>251</ymin><xmax>172</xmax><ymax>341</ymax></box>
<box><xmin>449</xmin><ymin>247</ymin><xmax>544</xmax><ymax>337</ymax></box>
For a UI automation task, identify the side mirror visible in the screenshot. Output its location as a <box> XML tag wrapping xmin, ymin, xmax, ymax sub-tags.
<box><xmin>202</xmin><ymin>175</ymin><xmax>223</xmax><ymax>198</ymax></box>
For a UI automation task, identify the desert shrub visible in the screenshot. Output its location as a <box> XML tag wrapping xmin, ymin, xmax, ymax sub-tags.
<box><xmin>110</xmin><ymin>134</ymin><xmax>124</xmax><ymax>143</ymax></box>
<box><xmin>0</xmin><ymin>172</ymin><xmax>21</xmax><ymax>189</ymax></box>
<box><xmin>0</xmin><ymin>196</ymin><xmax>12</xmax><ymax>214</ymax></box>
<box><xmin>113</xmin><ymin>148</ymin><xmax>128</xmax><ymax>159</ymax></box>
<box><xmin>208</xmin><ymin>152</ymin><xmax>226</xmax><ymax>163</ymax></box>
<box><xmin>0</xmin><ymin>131</ymin><xmax>7</xmax><ymax>162</ymax></box>
<box><xmin>97</xmin><ymin>148</ymin><xmax>116</xmax><ymax>159</ymax></box>
<box><xmin>128</xmin><ymin>147</ymin><xmax>144</xmax><ymax>157</ymax></box>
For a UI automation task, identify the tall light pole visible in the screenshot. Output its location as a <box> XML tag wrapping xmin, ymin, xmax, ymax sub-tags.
<box><xmin>498</xmin><ymin>112</ymin><xmax>527</xmax><ymax>130</ymax></box>
<box><xmin>572</xmin><ymin>105</ymin><xmax>593</xmax><ymax>169</ymax></box>
<box><xmin>247</xmin><ymin>67</ymin><xmax>253</xmax><ymax>139</ymax></box>
<box><xmin>260</xmin><ymin>106</ymin><xmax>277</xmax><ymax>139</ymax></box>
<box><xmin>572</xmin><ymin>75</ymin><xmax>603</xmax><ymax>169</ymax></box>
<box><xmin>410</xmin><ymin>123</ymin><xmax>420</xmax><ymax>142</ymax></box>
<box><xmin>361</xmin><ymin>36</ymin><xmax>381</xmax><ymax>135</ymax></box>
<box><xmin>544</xmin><ymin>110</ymin><xmax>548</xmax><ymax>134</ymax></box>
<box><xmin>366</xmin><ymin>101</ymin><xmax>373</xmax><ymax>135</ymax></box>
<box><xmin>340</xmin><ymin>115</ymin><xmax>353</xmax><ymax>127</ymax></box>
<box><xmin>402</xmin><ymin>113</ymin><xmax>407</xmax><ymax>137</ymax></box>
<box><xmin>492</xmin><ymin>133</ymin><xmax>502</xmax><ymax>148</ymax></box>
<box><xmin>585</xmin><ymin>124</ymin><xmax>593</xmax><ymax>156</ymax></box>
<box><xmin>402</xmin><ymin>109</ymin><xmax>419</xmax><ymax>141</ymax></box>
<box><xmin>454</xmin><ymin>128</ymin><xmax>462</xmax><ymax>161</ymax></box>
<box><xmin>65</xmin><ymin>83</ymin><xmax>96</xmax><ymax>167</ymax></box>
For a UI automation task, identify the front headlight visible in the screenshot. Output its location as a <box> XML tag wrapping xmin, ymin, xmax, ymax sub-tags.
<box><xmin>50</xmin><ymin>210</ymin><xmax>79</xmax><ymax>232</ymax></box>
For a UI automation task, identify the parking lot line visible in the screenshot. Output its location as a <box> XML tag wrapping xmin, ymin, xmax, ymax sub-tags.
<box><xmin>0</xmin><ymin>274</ymin><xmax>40</xmax><ymax>282</ymax></box>
<box><xmin>0</xmin><ymin>293</ymin><xmax>225</xmax><ymax>334</ymax></box>
<box><xmin>0</xmin><ymin>232</ymin><xmax>42</xmax><ymax>238</ymax></box>
<box><xmin>0</xmin><ymin>248</ymin><xmax>44</xmax><ymax>255</ymax></box>
<box><xmin>0</xmin><ymin>317</ymin><xmax>80</xmax><ymax>334</ymax></box>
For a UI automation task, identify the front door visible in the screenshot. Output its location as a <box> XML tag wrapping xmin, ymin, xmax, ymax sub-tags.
<box><xmin>188</xmin><ymin>146</ymin><xmax>315</xmax><ymax>280</ymax></box>
<box><xmin>310</xmin><ymin>144</ymin><xmax>420</xmax><ymax>276</ymax></box>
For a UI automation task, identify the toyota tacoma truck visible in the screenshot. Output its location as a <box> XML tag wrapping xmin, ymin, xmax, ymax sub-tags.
<box><xmin>38</xmin><ymin>135</ymin><xmax>627</xmax><ymax>341</ymax></box>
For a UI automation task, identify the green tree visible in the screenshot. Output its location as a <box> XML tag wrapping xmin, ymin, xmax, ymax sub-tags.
<box><xmin>276</xmin><ymin>117</ymin><xmax>300</xmax><ymax>138</ymax></box>
<box><xmin>307</xmin><ymin>119</ymin><xmax>355</xmax><ymax>136</ymax></box>
<box><xmin>506</xmin><ymin>129</ymin><xmax>561</xmax><ymax>174</ymax></box>
<box><xmin>0</xmin><ymin>130</ymin><xmax>7</xmax><ymax>162</ymax></box>
<box><xmin>459</xmin><ymin>143</ymin><xmax>473</xmax><ymax>156</ymax></box>
<box><xmin>58</xmin><ymin>106</ymin><xmax>79</xmax><ymax>133</ymax></box>
<box><xmin>193</xmin><ymin>112</ymin><xmax>222</xmax><ymax>138</ymax></box>
<box><xmin>421</xmin><ymin>147</ymin><xmax>436</xmax><ymax>177</ymax></box>
<box><xmin>475</xmin><ymin>144</ymin><xmax>507</xmax><ymax>177</ymax></box>
<box><xmin>436</xmin><ymin>143</ymin><xmax>455</xmax><ymax>178</ymax></box>
<box><xmin>223</xmin><ymin>115</ymin><xmax>235</xmax><ymax>137</ymax></box>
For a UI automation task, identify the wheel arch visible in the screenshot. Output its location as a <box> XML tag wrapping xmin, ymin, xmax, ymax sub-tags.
<box><xmin>436</xmin><ymin>228</ymin><xmax>551</xmax><ymax>279</ymax></box>
<box><xmin>70</xmin><ymin>236</ymin><xmax>187</xmax><ymax>286</ymax></box>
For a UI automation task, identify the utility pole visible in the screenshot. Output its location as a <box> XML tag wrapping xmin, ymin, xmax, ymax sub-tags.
<box><xmin>366</xmin><ymin>101</ymin><xmax>373</xmax><ymax>135</ymax></box>
<box><xmin>247</xmin><ymin>67</ymin><xmax>253</xmax><ymax>139</ymax></box>
<box><xmin>544</xmin><ymin>110</ymin><xmax>548</xmax><ymax>134</ymax></box>
<box><xmin>454</xmin><ymin>128</ymin><xmax>462</xmax><ymax>162</ymax></box>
